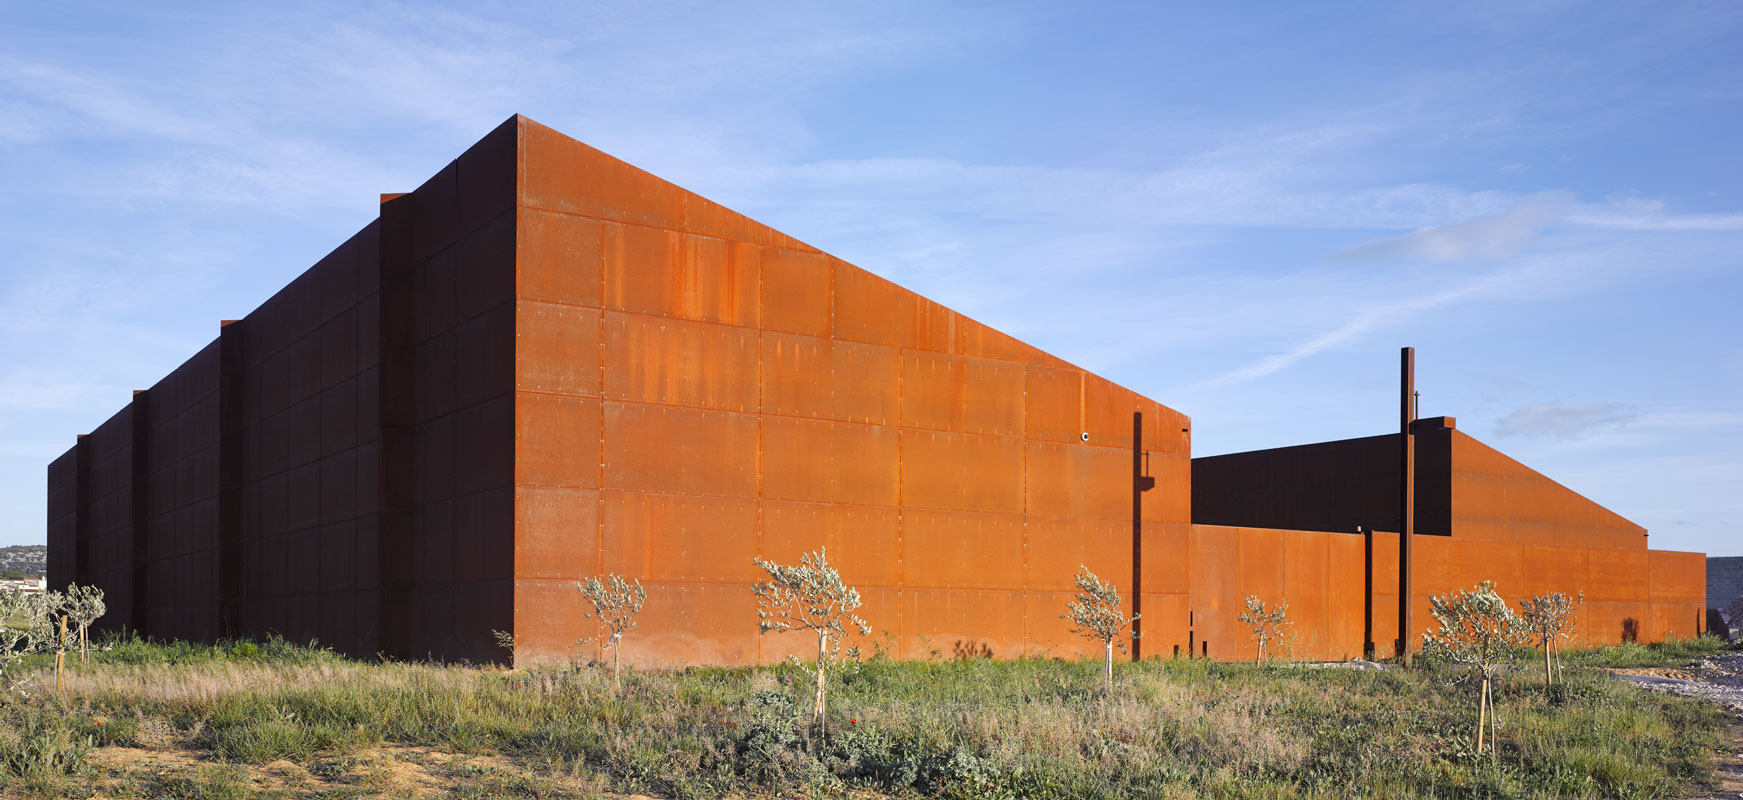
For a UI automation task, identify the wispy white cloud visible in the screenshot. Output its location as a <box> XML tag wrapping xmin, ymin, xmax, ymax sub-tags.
<box><xmin>1494</xmin><ymin>401</ymin><xmax>1640</xmax><ymax>439</ymax></box>
<box><xmin>1333</xmin><ymin>193</ymin><xmax>1571</xmax><ymax>262</ymax></box>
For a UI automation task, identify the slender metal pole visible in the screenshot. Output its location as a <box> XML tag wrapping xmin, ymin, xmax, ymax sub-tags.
<box><xmin>1399</xmin><ymin>347</ymin><xmax>1416</xmax><ymax>665</ymax></box>
<box><xmin>1131</xmin><ymin>412</ymin><xmax>1143</xmax><ymax>660</ymax></box>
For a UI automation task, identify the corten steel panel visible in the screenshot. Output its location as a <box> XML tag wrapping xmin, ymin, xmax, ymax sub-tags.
<box><xmin>1281</xmin><ymin>532</ymin><xmax>1331</xmax><ymax>661</ymax></box>
<box><xmin>759</xmin><ymin>417</ymin><xmax>899</xmax><ymax>506</ymax></box>
<box><xmin>412</xmin><ymin>335</ymin><xmax>458</xmax><ymax>424</ymax></box>
<box><xmin>452</xmin><ymin>303</ymin><xmax>515</xmax><ymax>412</ymax></box>
<box><xmin>1520</xmin><ymin>545</ymin><xmax>1591</xmax><ymax>598</ymax></box>
<box><xmin>515</xmin><ymin>577</ymin><xmax>759</xmax><ymax>667</ymax></box>
<box><xmin>832</xmin><ymin>260</ymin><xmax>917</xmax><ymax>349</ymax></box>
<box><xmin>515</xmin><ymin>394</ymin><xmax>602</xmax><ymax>488</ymax></box>
<box><xmin>827</xmin><ymin>340</ymin><xmax>901</xmax><ymax>425</ymax></box>
<box><xmin>453</xmin><ymin>395</ymin><xmax>515</xmax><ymax>496</ymax></box>
<box><xmin>759</xmin><ymin>248</ymin><xmax>833</xmax><ymax>337</ymax></box>
<box><xmin>1647</xmin><ymin>550</ymin><xmax>1706</xmax><ymax>605</ymax></box>
<box><xmin>759</xmin><ymin>501</ymin><xmax>902</xmax><ymax>588</ymax></box>
<box><xmin>1448</xmin><ymin>538</ymin><xmax>1523</xmax><ymax>596</ymax></box>
<box><xmin>902</xmin><ymin>353</ymin><xmax>1026</xmax><ymax>438</ymax></box>
<box><xmin>900</xmin><ymin>588</ymin><xmax>1028</xmax><ymax>660</ymax></box>
<box><xmin>604</xmin><ymin>311</ymin><xmax>758</xmax><ymax>412</ymax></box>
<box><xmin>601</xmin><ymin>402</ymin><xmax>759</xmax><ymax>497</ymax></box>
<box><xmin>1081</xmin><ymin>374</ymin><xmax>1148</xmax><ymax>450</ymax></box>
<box><xmin>1325</xmin><ymin>533</ymin><xmax>1366</xmax><ymax>660</ymax></box>
<box><xmin>1026</xmin><ymin>516</ymin><xmax>1132</xmax><ymax>592</ymax></box>
<box><xmin>954</xmin><ymin>316</ymin><xmax>1072</xmax><ymax>370</ymax></box>
<box><xmin>673</xmin><ymin>234</ymin><xmax>759</xmax><ymax>327</ymax></box>
<box><xmin>758</xmin><ymin>332</ymin><xmax>835</xmax><ymax>418</ymax></box>
<box><xmin>1137</xmin><ymin>522</ymin><xmax>1192</xmax><ymax>596</ymax></box>
<box><xmin>519</xmin><ymin>209</ymin><xmax>604</xmax><ymax>307</ymax></box>
<box><xmin>522</xmin><ymin>118</ymin><xmax>814</xmax><ymax>250</ymax></box>
<box><xmin>962</xmin><ymin>360</ymin><xmax>1024</xmax><ymax>439</ymax></box>
<box><xmin>1648</xmin><ymin>603</ymin><xmax>1704</xmax><ymax>641</ymax></box>
<box><xmin>1449</xmin><ymin>431</ymin><xmax>1645</xmax><ymax>548</ymax></box>
<box><xmin>1191</xmin><ymin>430</ymin><xmax>1451</xmax><ymax>536</ymax></box>
<box><xmin>600</xmin><ymin>490</ymin><xmax>759</xmax><ymax>583</ymax></box>
<box><xmin>1587</xmin><ymin>548</ymin><xmax>1650</xmax><ymax>602</ymax></box>
<box><xmin>901</xmin><ymin>431</ymin><xmax>1024</xmax><ymax>514</ymax></box>
<box><xmin>601</xmin><ymin>222</ymin><xmax>679</xmax><ymax>317</ymax></box>
<box><xmin>1026</xmin><ymin>442</ymin><xmax>1131</xmax><ymax>520</ymax></box>
<box><xmin>453</xmin><ymin>487</ymin><xmax>514</xmax><ymax>580</ymax></box>
<box><xmin>517</xmin><ymin>301</ymin><xmax>603</xmax><ymax>397</ymax></box>
<box><xmin>46</xmin><ymin>444</ymin><xmax>79</xmax><ymax>591</ymax></box>
<box><xmin>901</xmin><ymin>510</ymin><xmax>1025</xmax><ymax>591</ymax></box>
<box><xmin>1188</xmin><ymin>526</ymin><xmax>1240</xmax><ymax>661</ymax></box>
<box><xmin>1023</xmin><ymin>365</ymin><xmax>1083</xmax><ymax>445</ymax></box>
<box><xmin>1584</xmin><ymin>602</ymin><xmax>1653</xmax><ymax>646</ymax></box>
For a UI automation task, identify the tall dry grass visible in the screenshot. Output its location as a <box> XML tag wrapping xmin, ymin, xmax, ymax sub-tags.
<box><xmin>0</xmin><ymin>634</ymin><xmax>1731</xmax><ymax>799</ymax></box>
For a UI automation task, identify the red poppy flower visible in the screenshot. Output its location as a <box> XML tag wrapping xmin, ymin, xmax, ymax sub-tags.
<box><xmin>95</xmin><ymin>720</ymin><xmax>105</xmax><ymax>727</ymax></box>
<box><xmin>849</xmin><ymin>719</ymin><xmax>858</xmax><ymax>725</ymax></box>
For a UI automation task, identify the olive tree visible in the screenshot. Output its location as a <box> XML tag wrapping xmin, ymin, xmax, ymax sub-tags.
<box><xmin>1519</xmin><ymin>591</ymin><xmax>1578</xmax><ymax>689</ymax></box>
<box><xmin>1238</xmin><ymin>595</ymin><xmax>1292</xmax><ymax>664</ymax></box>
<box><xmin>577</xmin><ymin>574</ymin><xmax>647</xmax><ymax>693</ymax></box>
<box><xmin>752</xmin><ymin>548</ymin><xmax>869</xmax><ymax>740</ymax></box>
<box><xmin>1061</xmin><ymin>565</ymin><xmax>1138</xmax><ymax>691</ymax></box>
<box><xmin>63</xmin><ymin>584</ymin><xmax>106</xmax><ymax>664</ymax></box>
<box><xmin>1419</xmin><ymin>581</ymin><xmax>1528</xmax><ymax>754</ymax></box>
<box><xmin>0</xmin><ymin>589</ymin><xmax>53</xmax><ymax>694</ymax></box>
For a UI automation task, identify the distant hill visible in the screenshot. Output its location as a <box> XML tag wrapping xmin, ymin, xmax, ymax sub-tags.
<box><xmin>0</xmin><ymin>545</ymin><xmax>47</xmax><ymax>578</ymax></box>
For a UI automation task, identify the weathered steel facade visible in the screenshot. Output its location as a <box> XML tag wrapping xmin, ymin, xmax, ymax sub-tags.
<box><xmin>46</xmin><ymin>116</ymin><xmax>1705</xmax><ymax>665</ymax></box>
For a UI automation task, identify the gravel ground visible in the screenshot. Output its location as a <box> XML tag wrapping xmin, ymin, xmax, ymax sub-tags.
<box><xmin>1615</xmin><ymin>653</ymin><xmax>1743</xmax><ymax>713</ymax></box>
<box><xmin>1612</xmin><ymin>653</ymin><xmax>1743</xmax><ymax>799</ymax></box>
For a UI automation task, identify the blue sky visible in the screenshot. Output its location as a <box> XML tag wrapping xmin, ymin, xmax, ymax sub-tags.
<box><xmin>1</xmin><ymin>2</ymin><xmax>1738</xmax><ymax>555</ymax></box>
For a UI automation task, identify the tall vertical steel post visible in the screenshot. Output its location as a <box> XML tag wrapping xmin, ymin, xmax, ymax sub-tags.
<box><xmin>1398</xmin><ymin>347</ymin><xmax>1416</xmax><ymax>665</ymax></box>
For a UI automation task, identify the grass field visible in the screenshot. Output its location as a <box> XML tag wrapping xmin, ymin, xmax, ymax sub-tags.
<box><xmin>0</xmin><ymin>634</ymin><xmax>1733</xmax><ymax>799</ymax></box>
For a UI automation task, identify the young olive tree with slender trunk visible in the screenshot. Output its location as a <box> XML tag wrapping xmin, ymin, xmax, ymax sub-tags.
<box><xmin>1520</xmin><ymin>591</ymin><xmax>1577</xmax><ymax>690</ymax></box>
<box><xmin>1238</xmin><ymin>595</ymin><xmax>1292</xmax><ymax>664</ymax></box>
<box><xmin>1420</xmin><ymin>581</ymin><xmax>1528</xmax><ymax>755</ymax></box>
<box><xmin>64</xmin><ymin>584</ymin><xmax>105</xmax><ymax>665</ymax></box>
<box><xmin>752</xmin><ymin>548</ymin><xmax>869</xmax><ymax>742</ymax></box>
<box><xmin>577</xmin><ymin>574</ymin><xmax>647</xmax><ymax>693</ymax></box>
<box><xmin>1061</xmin><ymin>566</ymin><xmax>1138</xmax><ymax>691</ymax></box>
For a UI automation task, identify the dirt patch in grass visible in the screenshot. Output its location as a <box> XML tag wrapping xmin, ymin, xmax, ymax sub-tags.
<box><xmin>79</xmin><ymin>744</ymin><xmax>623</xmax><ymax>799</ymax></box>
<box><xmin>1681</xmin><ymin>715</ymin><xmax>1743</xmax><ymax>800</ymax></box>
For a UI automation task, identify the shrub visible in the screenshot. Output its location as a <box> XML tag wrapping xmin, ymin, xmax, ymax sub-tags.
<box><xmin>1237</xmin><ymin>595</ymin><xmax>1291</xmax><ymax>664</ymax></box>
<box><xmin>577</xmin><ymin>574</ymin><xmax>647</xmax><ymax>692</ymax></box>
<box><xmin>1060</xmin><ymin>566</ymin><xmax>1137</xmax><ymax>691</ymax></box>
<box><xmin>1419</xmin><ymin>580</ymin><xmax>1528</xmax><ymax>754</ymax></box>
<box><xmin>1520</xmin><ymin>591</ymin><xmax>1579</xmax><ymax>688</ymax></box>
<box><xmin>753</xmin><ymin>548</ymin><xmax>870</xmax><ymax>742</ymax></box>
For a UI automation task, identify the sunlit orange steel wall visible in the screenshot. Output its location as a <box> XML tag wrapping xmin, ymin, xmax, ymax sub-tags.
<box><xmin>46</xmin><ymin>115</ymin><xmax>1703</xmax><ymax>666</ymax></box>
<box><xmin>502</xmin><ymin>116</ymin><xmax>1192</xmax><ymax>666</ymax></box>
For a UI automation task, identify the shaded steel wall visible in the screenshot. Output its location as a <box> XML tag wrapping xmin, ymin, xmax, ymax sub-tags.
<box><xmin>81</xmin><ymin>406</ymin><xmax>136</xmax><ymax>632</ymax></box>
<box><xmin>507</xmin><ymin>116</ymin><xmax>1193</xmax><ymax>666</ymax></box>
<box><xmin>234</xmin><ymin>219</ymin><xmax>384</xmax><ymax>657</ymax></box>
<box><xmin>1192</xmin><ymin>419</ymin><xmax>1454</xmax><ymax>536</ymax></box>
<box><xmin>377</xmin><ymin>117</ymin><xmax>518</xmax><ymax>663</ymax></box>
<box><xmin>141</xmin><ymin>341</ymin><xmax>220</xmax><ymax>642</ymax></box>
<box><xmin>1192</xmin><ymin>417</ymin><xmax>1643</xmax><ymax>549</ymax></box>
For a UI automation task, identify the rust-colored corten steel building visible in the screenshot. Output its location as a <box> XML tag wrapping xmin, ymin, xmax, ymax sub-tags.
<box><xmin>46</xmin><ymin>116</ymin><xmax>1705</xmax><ymax>665</ymax></box>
